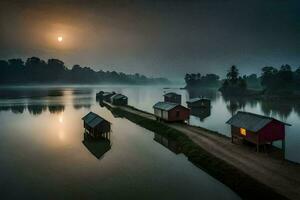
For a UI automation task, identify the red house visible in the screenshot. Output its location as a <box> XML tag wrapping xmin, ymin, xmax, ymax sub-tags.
<box><xmin>153</xmin><ymin>102</ymin><xmax>190</xmax><ymax>122</ymax></box>
<box><xmin>226</xmin><ymin>111</ymin><xmax>291</xmax><ymax>152</ymax></box>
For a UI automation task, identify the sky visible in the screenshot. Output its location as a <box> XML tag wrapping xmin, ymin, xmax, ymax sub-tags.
<box><xmin>0</xmin><ymin>0</ymin><xmax>300</xmax><ymax>79</ymax></box>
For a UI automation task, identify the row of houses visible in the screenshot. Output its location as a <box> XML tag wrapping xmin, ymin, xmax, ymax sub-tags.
<box><xmin>96</xmin><ymin>91</ymin><xmax>128</xmax><ymax>106</ymax></box>
<box><xmin>87</xmin><ymin>90</ymin><xmax>290</xmax><ymax>154</ymax></box>
<box><xmin>163</xmin><ymin>92</ymin><xmax>210</xmax><ymax>108</ymax></box>
<box><xmin>154</xmin><ymin>92</ymin><xmax>290</xmax><ymax>153</ymax></box>
<box><xmin>154</xmin><ymin>92</ymin><xmax>211</xmax><ymax>122</ymax></box>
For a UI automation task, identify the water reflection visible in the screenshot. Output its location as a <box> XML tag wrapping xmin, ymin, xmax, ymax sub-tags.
<box><xmin>0</xmin><ymin>105</ymin><xmax>26</xmax><ymax>114</ymax></box>
<box><xmin>260</xmin><ymin>100</ymin><xmax>293</xmax><ymax>120</ymax></box>
<box><xmin>1</xmin><ymin>86</ymin><xmax>300</xmax><ymax>163</ymax></box>
<box><xmin>48</xmin><ymin>105</ymin><xmax>65</xmax><ymax>114</ymax></box>
<box><xmin>82</xmin><ymin>133</ymin><xmax>111</xmax><ymax>159</ymax></box>
<box><xmin>221</xmin><ymin>94</ymin><xmax>297</xmax><ymax>120</ymax></box>
<box><xmin>190</xmin><ymin>107</ymin><xmax>211</xmax><ymax>121</ymax></box>
<box><xmin>0</xmin><ymin>88</ymin><xmax>64</xmax><ymax>99</ymax></box>
<box><xmin>0</xmin><ymin>87</ymin><xmax>93</xmax><ymax>115</ymax></box>
<box><xmin>73</xmin><ymin>96</ymin><xmax>92</xmax><ymax>110</ymax></box>
<box><xmin>27</xmin><ymin>104</ymin><xmax>47</xmax><ymax>115</ymax></box>
<box><xmin>154</xmin><ymin>133</ymin><xmax>181</xmax><ymax>154</ymax></box>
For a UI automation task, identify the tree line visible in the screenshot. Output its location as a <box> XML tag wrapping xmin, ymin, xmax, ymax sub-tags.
<box><xmin>186</xmin><ymin>64</ymin><xmax>300</xmax><ymax>95</ymax></box>
<box><xmin>184</xmin><ymin>73</ymin><xmax>220</xmax><ymax>88</ymax></box>
<box><xmin>0</xmin><ymin>57</ymin><xmax>169</xmax><ymax>85</ymax></box>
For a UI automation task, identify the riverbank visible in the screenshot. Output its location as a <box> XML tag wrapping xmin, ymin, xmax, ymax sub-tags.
<box><xmin>103</xmin><ymin>101</ymin><xmax>300</xmax><ymax>200</ymax></box>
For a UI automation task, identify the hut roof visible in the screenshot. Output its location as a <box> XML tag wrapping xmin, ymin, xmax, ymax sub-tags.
<box><xmin>187</xmin><ymin>97</ymin><xmax>210</xmax><ymax>103</ymax></box>
<box><xmin>226</xmin><ymin>111</ymin><xmax>290</xmax><ymax>132</ymax></box>
<box><xmin>111</xmin><ymin>94</ymin><xmax>127</xmax><ymax>100</ymax></box>
<box><xmin>102</xmin><ymin>92</ymin><xmax>115</xmax><ymax>97</ymax></box>
<box><xmin>153</xmin><ymin>101</ymin><xmax>179</xmax><ymax>111</ymax></box>
<box><xmin>82</xmin><ymin>112</ymin><xmax>108</xmax><ymax>128</ymax></box>
<box><xmin>164</xmin><ymin>92</ymin><xmax>181</xmax><ymax>97</ymax></box>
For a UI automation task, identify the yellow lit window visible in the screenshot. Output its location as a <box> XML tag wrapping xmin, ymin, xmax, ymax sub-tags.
<box><xmin>240</xmin><ymin>128</ymin><xmax>246</xmax><ymax>136</ymax></box>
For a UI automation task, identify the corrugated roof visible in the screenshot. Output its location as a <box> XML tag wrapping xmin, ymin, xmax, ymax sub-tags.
<box><xmin>88</xmin><ymin>117</ymin><xmax>103</xmax><ymax>128</ymax></box>
<box><xmin>102</xmin><ymin>92</ymin><xmax>115</xmax><ymax>97</ymax></box>
<box><xmin>164</xmin><ymin>92</ymin><xmax>181</xmax><ymax>97</ymax></box>
<box><xmin>82</xmin><ymin>112</ymin><xmax>98</xmax><ymax>122</ymax></box>
<box><xmin>187</xmin><ymin>98</ymin><xmax>210</xmax><ymax>103</ymax></box>
<box><xmin>82</xmin><ymin>112</ymin><xmax>107</xmax><ymax>128</ymax></box>
<box><xmin>153</xmin><ymin>101</ymin><xmax>179</xmax><ymax>111</ymax></box>
<box><xmin>226</xmin><ymin>111</ymin><xmax>290</xmax><ymax>132</ymax></box>
<box><xmin>111</xmin><ymin>94</ymin><xmax>127</xmax><ymax>100</ymax></box>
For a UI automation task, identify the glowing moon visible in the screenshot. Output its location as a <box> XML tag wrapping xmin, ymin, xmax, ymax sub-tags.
<box><xmin>57</xmin><ymin>36</ymin><xmax>63</xmax><ymax>42</ymax></box>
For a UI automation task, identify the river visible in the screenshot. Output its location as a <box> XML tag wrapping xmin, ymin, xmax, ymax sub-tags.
<box><xmin>0</xmin><ymin>85</ymin><xmax>240</xmax><ymax>199</ymax></box>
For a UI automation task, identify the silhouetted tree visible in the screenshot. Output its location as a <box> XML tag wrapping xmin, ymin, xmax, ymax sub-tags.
<box><xmin>226</xmin><ymin>65</ymin><xmax>239</xmax><ymax>84</ymax></box>
<box><xmin>220</xmin><ymin>65</ymin><xmax>248</xmax><ymax>95</ymax></box>
<box><xmin>185</xmin><ymin>73</ymin><xmax>220</xmax><ymax>88</ymax></box>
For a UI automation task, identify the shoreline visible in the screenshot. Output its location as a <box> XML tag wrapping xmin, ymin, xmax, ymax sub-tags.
<box><xmin>103</xmin><ymin>101</ymin><xmax>300</xmax><ymax>200</ymax></box>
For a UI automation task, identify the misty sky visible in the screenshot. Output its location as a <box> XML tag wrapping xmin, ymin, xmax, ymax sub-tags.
<box><xmin>0</xmin><ymin>0</ymin><xmax>300</xmax><ymax>79</ymax></box>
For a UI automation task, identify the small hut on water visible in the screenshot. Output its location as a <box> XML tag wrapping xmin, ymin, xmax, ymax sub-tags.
<box><xmin>110</xmin><ymin>94</ymin><xmax>128</xmax><ymax>106</ymax></box>
<box><xmin>187</xmin><ymin>98</ymin><xmax>211</xmax><ymax>108</ymax></box>
<box><xmin>164</xmin><ymin>92</ymin><xmax>181</xmax><ymax>104</ymax></box>
<box><xmin>226</xmin><ymin>111</ymin><xmax>290</xmax><ymax>152</ymax></box>
<box><xmin>96</xmin><ymin>91</ymin><xmax>116</xmax><ymax>102</ymax></box>
<box><xmin>82</xmin><ymin>112</ymin><xmax>111</xmax><ymax>138</ymax></box>
<box><xmin>153</xmin><ymin>101</ymin><xmax>190</xmax><ymax>122</ymax></box>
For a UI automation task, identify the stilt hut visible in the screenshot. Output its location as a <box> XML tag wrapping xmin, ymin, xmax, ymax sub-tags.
<box><xmin>110</xmin><ymin>94</ymin><xmax>128</xmax><ymax>106</ymax></box>
<box><xmin>164</xmin><ymin>92</ymin><xmax>181</xmax><ymax>104</ymax></box>
<box><xmin>226</xmin><ymin>111</ymin><xmax>291</xmax><ymax>152</ymax></box>
<box><xmin>153</xmin><ymin>101</ymin><xmax>190</xmax><ymax>122</ymax></box>
<box><xmin>96</xmin><ymin>91</ymin><xmax>116</xmax><ymax>102</ymax></box>
<box><xmin>82</xmin><ymin>112</ymin><xmax>111</xmax><ymax>138</ymax></box>
<box><xmin>187</xmin><ymin>98</ymin><xmax>211</xmax><ymax>108</ymax></box>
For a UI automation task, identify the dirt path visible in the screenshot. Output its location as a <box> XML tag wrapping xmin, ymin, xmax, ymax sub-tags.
<box><xmin>107</xmin><ymin>102</ymin><xmax>300</xmax><ymax>200</ymax></box>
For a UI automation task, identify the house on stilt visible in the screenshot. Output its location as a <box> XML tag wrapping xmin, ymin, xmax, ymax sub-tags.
<box><xmin>82</xmin><ymin>112</ymin><xmax>111</xmax><ymax>138</ymax></box>
<box><xmin>153</xmin><ymin>101</ymin><xmax>190</xmax><ymax>122</ymax></box>
<box><xmin>226</xmin><ymin>111</ymin><xmax>291</xmax><ymax>152</ymax></box>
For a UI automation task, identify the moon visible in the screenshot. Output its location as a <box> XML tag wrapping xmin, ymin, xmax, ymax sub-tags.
<box><xmin>57</xmin><ymin>36</ymin><xmax>63</xmax><ymax>42</ymax></box>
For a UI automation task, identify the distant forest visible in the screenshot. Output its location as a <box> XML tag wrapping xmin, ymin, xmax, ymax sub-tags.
<box><xmin>186</xmin><ymin>64</ymin><xmax>300</xmax><ymax>96</ymax></box>
<box><xmin>0</xmin><ymin>57</ymin><xmax>169</xmax><ymax>85</ymax></box>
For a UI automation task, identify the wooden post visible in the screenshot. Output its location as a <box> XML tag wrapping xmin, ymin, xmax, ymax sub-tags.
<box><xmin>256</xmin><ymin>135</ymin><xmax>259</xmax><ymax>152</ymax></box>
<box><xmin>282</xmin><ymin>139</ymin><xmax>286</xmax><ymax>160</ymax></box>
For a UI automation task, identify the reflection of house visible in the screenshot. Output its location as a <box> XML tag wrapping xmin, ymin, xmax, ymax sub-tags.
<box><xmin>154</xmin><ymin>133</ymin><xmax>181</xmax><ymax>154</ymax></box>
<box><xmin>82</xmin><ymin>133</ymin><xmax>111</xmax><ymax>159</ymax></box>
<box><xmin>164</xmin><ymin>92</ymin><xmax>181</xmax><ymax>104</ymax></box>
<box><xmin>190</xmin><ymin>107</ymin><xmax>211</xmax><ymax>121</ymax></box>
<box><xmin>187</xmin><ymin>98</ymin><xmax>210</xmax><ymax>108</ymax></box>
<box><xmin>226</xmin><ymin>111</ymin><xmax>291</xmax><ymax>151</ymax></box>
<box><xmin>110</xmin><ymin>94</ymin><xmax>128</xmax><ymax>106</ymax></box>
<box><xmin>96</xmin><ymin>91</ymin><xmax>116</xmax><ymax>102</ymax></box>
<box><xmin>153</xmin><ymin>102</ymin><xmax>190</xmax><ymax>122</ymax></box>
<box><xmin>82</xmin><ymin>112</ymin><xmax>111</xmax><ymax>138</ymax></box>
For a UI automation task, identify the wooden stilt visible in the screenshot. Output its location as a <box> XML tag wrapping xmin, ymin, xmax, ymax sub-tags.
<box><xmin>282</xmin><ymin>139</ymin><xmax>286</xmax><ymax>160</ymax></box>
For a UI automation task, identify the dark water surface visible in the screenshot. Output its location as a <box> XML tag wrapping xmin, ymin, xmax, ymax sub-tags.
<box><xmin>0</xmin><ymin>86</ymin><xmax>240</xmax><ymax>199</ymax></box>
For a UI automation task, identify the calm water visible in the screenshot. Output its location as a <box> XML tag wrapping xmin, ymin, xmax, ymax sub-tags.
<box><xmin>0</xmin><ymin>86</ymin><xmax>240</xmax><ymax>199</ymax></box>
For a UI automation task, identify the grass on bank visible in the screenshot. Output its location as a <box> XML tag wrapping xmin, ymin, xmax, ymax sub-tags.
<box><xmin>110</xmin><ymin>106</ymin><xmax>287</xmax><ymax>200</ymax></box>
